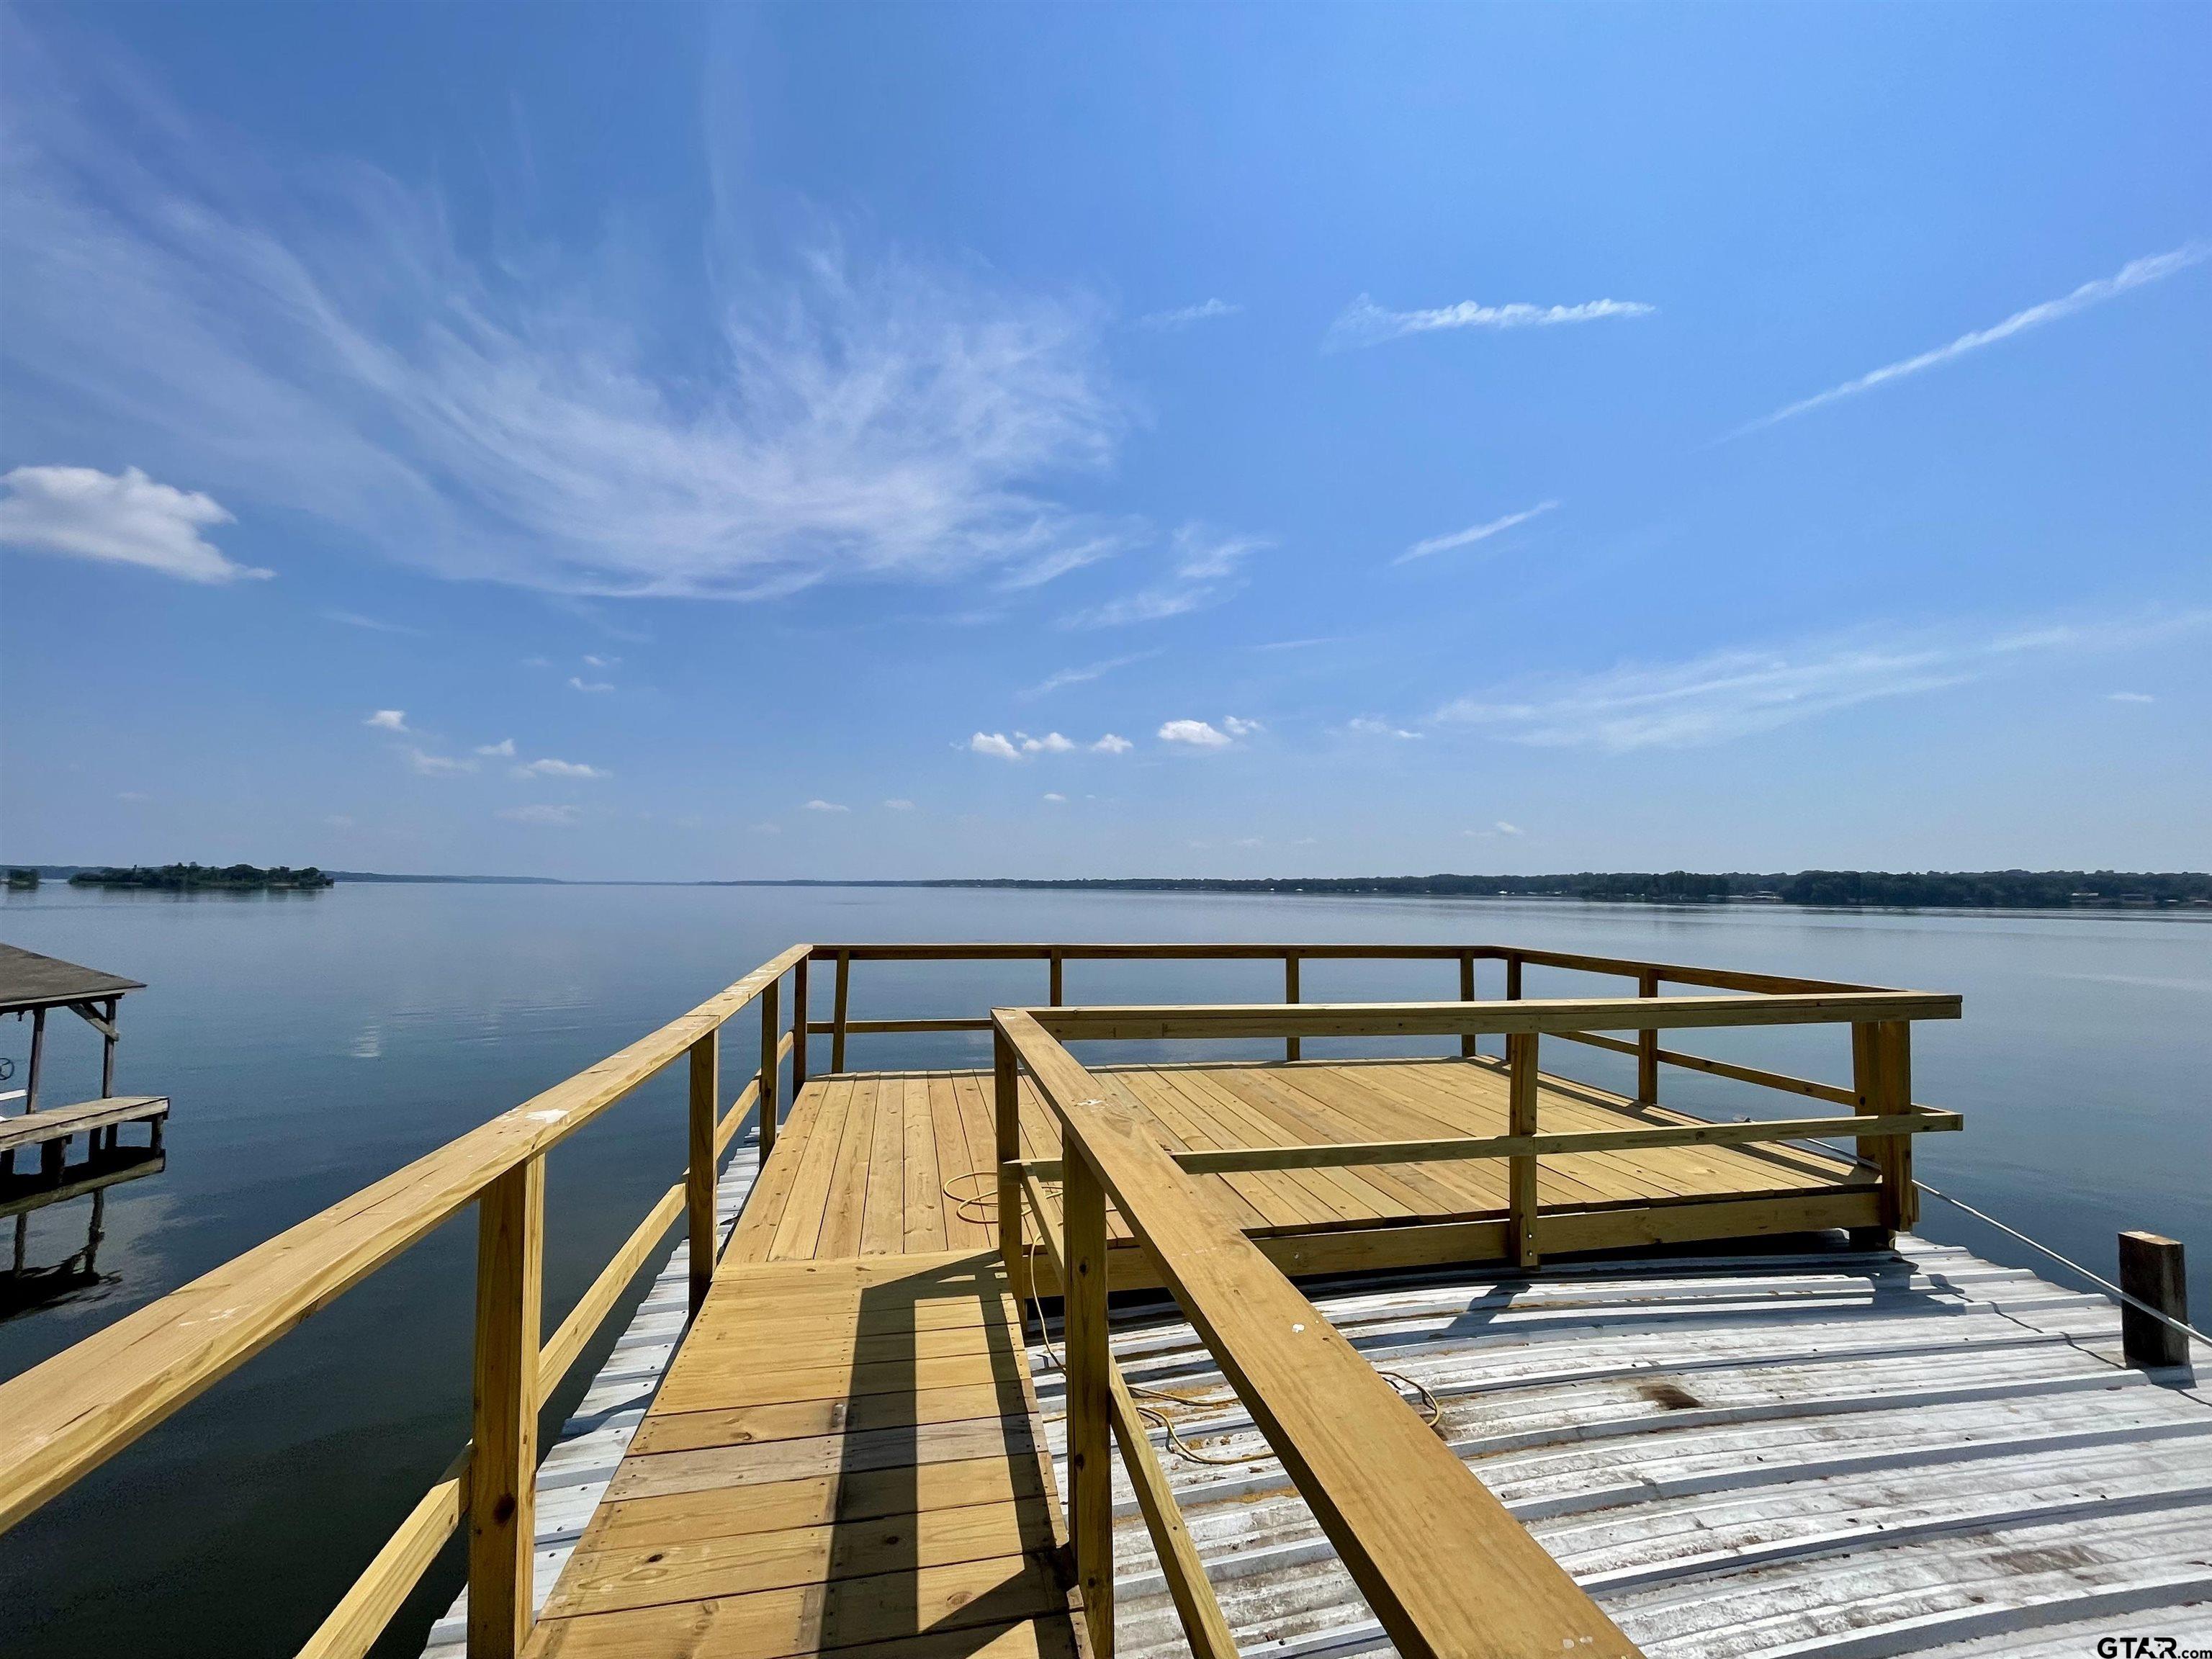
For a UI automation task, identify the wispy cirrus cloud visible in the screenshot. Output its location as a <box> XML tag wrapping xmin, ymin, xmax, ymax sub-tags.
<box><xmin>1397</xmin><ymin>500</ymin><xmax>1558</xmax><ymax>565</ymax></box>
<box><xmin>1326</xmin><ymin>293</ymin><xmax>1653</xmax><ymax>351</ymax></box>
<box><xmin>0</xmin><ymin>464</ymin><xmax>271</xmax><ymax>583</ymax></box>
<box><xmin>1</xmin><ymin>20</ymin><xmax>1128</xmax><ymax>601</ymax></box>
<box><xmin>1435</xmin><ymin>613</ymin><xmax>2212</xmax><ymax>752</ymax></box>
<box><xmin>1134</xmin><ymin>298</ymin><xmax>1240</xmax><ymax>331</ymax></box>
<box><xmin>1019</xmin><ymin>651</ymin><xmax>1158</xmax><ymax>699</ymax></box>
<box><xmin>513</xmin><ymin>756</ymin><xmax>606</xmax><ymax>779</ymax></box>
<box><xmin>1734</xmin><ymin>243</ymin><xmax>2212</xmax><ymax>436</ymax></box>
<box><xmin>1062</xmin><ymin>523</ymin><xmax>1272</xmax><ymax>628</ymax></box>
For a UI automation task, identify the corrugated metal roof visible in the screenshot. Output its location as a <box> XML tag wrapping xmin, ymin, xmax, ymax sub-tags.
<box><xmin>1026</xmin><ymin>1238</ymin><xmax>2212</xmax><ymax>1658</ymax></box>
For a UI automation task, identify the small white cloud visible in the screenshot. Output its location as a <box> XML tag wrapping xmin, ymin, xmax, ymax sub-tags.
<box><xmin>1220</xmin><ymin>716</ymin><xmax>1264</xmax><ymax>738</ymax></box>
<box><xmin>1234</xmin><ymin>837</ymin><xmax>1263</xmax><ymax>848</ymax></box>
<box><xmin>1494</xmin><ymin>820</ymin><xmax>1524</xmax><ymax>836</ymax></box>
<box><xmin>883</xmin><ymin>797</ymin><xmax>916</xmax><ymax>811</ymax></box>
<box><xmin>1020</xmin><ymin>731</ymin><xmax>1075</xmax><ymax>755</ymax></box>
<box><xmin>2107</xmin><ymin>691</ymin><xmax>2156</xmax><ymax>703</ymax></box>
<box><xmin>1159</xmin><ymin>719</ymin><xmax>1232</xmax><ymax>748</ymax></box>
<box><xmin>1326</xmin><ymin>294</ymin><xmax>1654</xmax><ymax>351</ymax></box>
<box><xmin>969</xmin><ymin>731</ymin><xmax>1025</xmax><ymax>761</ymax></box>
<box><xmin>406</xmin><ymin>747</ymin><xmax>477</xmax><ymax>776</ymax></box>
<box><xmin>475</xmin><ymin>737</ymin><xmax>516</xmax><ymax>757</ymax></box>
<box><xmin>1092</xmin><ymin>733</ymin><xmax>1133</xmax><ymax>754</ymax></box>
<box><xmin>568</xmin><ymin>676</ymin><xmax>616</xmax><ymax>693</ymax></box>
<box><xmin>804</xmin><ymin>799</ymin><xmax>850</xmax><ymax>813</ymax></box>
<box><xmin>1134</xmin><ymin>298</ymin><xmax>1241</xmax><ymax>331</ymax></box>
<box><xmin>499</xmin><ymin>802</ymin><xmax>579</xmax><ymax>826</ymax></box>
<box><xmin>521</xmin><ymin>655</ymin><xmax>553</xmax><ymax>668</ymax></box>
<box><xmin>513</xmin><ymin>757</ymin><xmax>606</xmax><ymax>779</ymax></box>
<box><xmin>582</xmin><ymin>654</ymin><xmax>620</xmax><ymax>668</ymax></box>
<box><xmin>0</xmin><ymin>464</ymin><xmax>272</xmax><ymax>583</ymax></box>
<box><xmin>1398</xmin><ymin>500</ymin><xmax>1559</xmax><ymax>565</ymax></box>
<box><xmin>365</xmin><ymin>709</ymin><xmax>409</xmax><ymax>732</ymax></box>
<box><xmin>1042</xmin><ymin>791</ymin><xmax>1068</xmax><ymax>804</ymax></box>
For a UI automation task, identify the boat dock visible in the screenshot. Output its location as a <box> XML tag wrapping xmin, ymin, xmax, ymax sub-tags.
<box><xmin>1</xmin><ymin>940</ymin><xmax>2200</xmax><ymax>1658</ymax></box>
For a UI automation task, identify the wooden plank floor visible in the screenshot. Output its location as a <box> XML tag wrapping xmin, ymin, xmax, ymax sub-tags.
<box><xmin>523</xmin><ymin>1251</ymin><xmax>1086</xmax><ymax>1659</ymax></box>
<box><xmin>727</xmin><ymin>1058</ymin><xmax>1881</xmax><ymax>1285</ymax></box>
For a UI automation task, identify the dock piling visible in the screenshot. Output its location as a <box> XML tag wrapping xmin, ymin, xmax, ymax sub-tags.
<box><xmin>2120</xmin><ymin>1230</ymin><xmax>2189</xmax><ymax>1369</ymax></box>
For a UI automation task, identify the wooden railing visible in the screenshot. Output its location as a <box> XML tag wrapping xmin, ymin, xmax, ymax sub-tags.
<box><xmin>0</xmin><ymin>945</ymin><xmax>812</xmax><ymax>1659</ymax></box>
<box><xmin>800</xmin><ymin>939</ymin><xmax>1884</xmax><ymax>1082</ymax></box>
<box><xmin>991</xmin><ymin>982</ymin><xmax>1961</xmax><ymax>1659</ymax></box>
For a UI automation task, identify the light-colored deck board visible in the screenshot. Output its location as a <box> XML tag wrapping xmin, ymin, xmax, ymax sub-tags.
<box><xmin>733</xmin><ymin>1059</ymin><xmax>1879</xmax><ymax>1283</ymax></box>
<box><xmin>521</xmin><ymin>1249</ymin><xmax>1082</xmax><ymax>1659</ymax></box>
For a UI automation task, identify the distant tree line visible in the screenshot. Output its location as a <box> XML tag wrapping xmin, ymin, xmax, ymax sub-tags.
<box><xmin>906</xmin><ymin>869</ymin><xmax>2212</xmax><ymax>908</ymax></box>
<box><xmin>68</xmin><ymin>863</ymin><xmax>335</xmax><ymax>891</ymax></box>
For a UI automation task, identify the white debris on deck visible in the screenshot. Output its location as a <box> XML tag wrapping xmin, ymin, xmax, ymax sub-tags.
<box><xmin>419</xmin><ymin>1133</ymin><xmax>761</xmax><ymax>1659</ymax></box>
<box><xmin>1026</xmin><ymin>1236</ymin><xmax>2212</xmax><ymax>1659</ymax></box>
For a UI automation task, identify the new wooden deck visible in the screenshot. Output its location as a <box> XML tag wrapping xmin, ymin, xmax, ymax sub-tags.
<box><xmin>727</xmin><ymin>1058</ymin><xmax>1881</xmax><ymax>1290</ymax></box>
<box><xmin>521</xmin><ymin>1250</ymin><xmax>1084</xmax><ymax>1659</ymax></box>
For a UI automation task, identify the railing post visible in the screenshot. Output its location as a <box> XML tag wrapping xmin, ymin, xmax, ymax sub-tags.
<box><xmin>1636</xmin><ymin>970</ymin><xmax>1660</xmax><ymax>1105</ymax></box>
<box><xmin>1507</xmin><ymin>1032</ymin><xmax>1540</xmax><ymax>1268</ymax></box>
<box><xmin>1504</xmin><ymin>951</ymin><xmax>1522</xmax><ymax>1003</ymax></box>
<box><xmin>1853</xmin><ymin>1019</ymin><xmax>1915</xmax><ymax>1235</ymax></box>
<box><xmin>687</xmin><ymin>1029</ymin><xmax>719</xmax><ymax>1316</ymax></box>
<box><xmin>1283</xmin><ymin>953</ymin><xmax>1300</xmax><ymax>1063</ymax></box>
<box><xmin>1049</xmin><ymin>949</ymin><xmax>1064</xmax><ymax>1009</ymax></box>
<box><xmin>1063</xmin><ymin>1146</ymin><xmax>1113</xmax><ymax>1657</ymax></box>
<box><xmin>994</xmin><ymin>1028</ymin><xmax>1023</xmax><ymax>1287</ymax></box>
<box><xmin>830</xmin><ymin>950</ymin><xmax>851</xmax><ymax>1074</ymax></box>
<box><xmin>759</xmin><ymin>977</ymin><xmax>781</xmax><ymax>1162</ymax></box>
<box><xmin>791</xmin><ymin>956</ymin><xmax>809</xmax><ymax>1092</ymax></box>
<box><xmin>467</xmin><ymin>1155</ymin><xmax>545</xmax><ymax>1659</ymax></box>
<box><xmin>2119</xmin><ymin>1231</ymin><xmax>2189</xmax><ymax>1369</ymax></box>
<box><xmin>1457</xmin><ymin>953</ymin><xmax>1476</xmax><ymax>1058</ymax></box>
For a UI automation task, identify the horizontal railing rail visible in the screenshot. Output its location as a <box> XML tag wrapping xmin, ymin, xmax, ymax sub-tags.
<box><xmin>0</xmin><ymin>946</ymin><xmax>811</xmax><ymax>1659</ymax></box>
<box><xmin>995</xmin><ymin>1007</ymin><xmax>1647</xmax><ymax>1659</ymax></box>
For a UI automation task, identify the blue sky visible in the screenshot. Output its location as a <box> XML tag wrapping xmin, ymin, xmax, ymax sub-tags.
<box><xmin>2</xmin><ymin>3</ymin><xmax>2206</xmax><ymax>880</ymax></box>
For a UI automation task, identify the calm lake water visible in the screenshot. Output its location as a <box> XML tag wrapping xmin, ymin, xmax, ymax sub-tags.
<box><xmin>2</xmin><ymin>882</ymin><xmax>2207</xmax><ymax>1657</ymax></box>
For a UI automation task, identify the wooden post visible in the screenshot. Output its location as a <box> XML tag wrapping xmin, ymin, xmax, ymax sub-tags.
<box><xmin>1283</xmin><ymin>954</ymin><xmax>1301</xmax><ymax>1063</ymax></box>
<box><xmin>791</xmin><ymin>957</ymin><xmax>809</xmax><ymax>1092</ymax></box>
<box><xmin>1049</xmin><ymin>950</ymin><xmax>1064</xmax><ymax>1010</ymax></box>
<box><xmin>1636</xmin><ymin>970</ymin><xmax>1660</xmax><ymax>1105</ymax></box>
<box><xmin>758</xmin><ymin>979</ymin><xmax>781</xmax><ymax>1162</ymax></box>
<box><xmin>1853</xmin><ymin>1020</ymin><xmax>1916</xmax><ymax>1236</ymax></box>
<box><xmin>686</xmin><ymin>1030</ymin><xmax>719</xmax><ymax>1316</ymax></box>
<box><xmin>2119</xmin><ymin>1231</ymin><xmax>2189</xmax><ymax>1369</ymax></box>
<box><xmin>1457</xmin><ymin>954</ymin><xmax>1476</xmax><ymax>1059</ymax></box>
<box><xmin>24</xmin><ymin>1008</ymin><xmax>45</xmax><ymax>1115</ymax></box>
<box><xmin>467</xmin><ymin>1156</ymin><xmax>545</xmax><ymax>1659</ymax></box>
<box><xmin>100</xmin><ymin>998</ymin><xmax>117</xmax><ymax>1098</ymax></box>
<box><xmin>1063</xmin><ymin>1146</ymin><xmax>1113</xmax><ymax>1657</ymax></box>
<box><xmin>830</xmin><ymin>951</ymin><xmax>851</xmax><ymax>1074</ymax></box>
<box><xmin>1506</xmin><ymin>1033</ymin><xmax>1539</xmax><ymax>1268</ymax></box>
<box><xmin>1504</xmin><ymin>953</ymin><xmax>1522</xmax><ymax>1002</ymax></box>
<box><xmin>994</xmin><ymin>1028</ymin><xmax>1022</xmax><ymax>1287</ymax></box>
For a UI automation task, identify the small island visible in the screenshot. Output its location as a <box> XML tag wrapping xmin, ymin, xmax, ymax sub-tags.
<box><xmin>68</xmin><ymin>863</ymin><xmax>336</xmax><ymax>891</ymax></box>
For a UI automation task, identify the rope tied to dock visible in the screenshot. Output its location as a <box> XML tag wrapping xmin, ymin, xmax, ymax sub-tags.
<box><xmin>1910</xmin><ymin>1176</ymin><xmax>2208</xmax><ymax>1352</ymax></box>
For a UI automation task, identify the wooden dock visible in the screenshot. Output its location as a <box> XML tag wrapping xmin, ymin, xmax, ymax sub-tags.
<box><xmin>12</xmin><ymin>939</ymin><xmax>2198</xmax><ymax>1659</ymax></box>
<box><xmin>728</xmin><ymin>1058</ymin><xmax>1883</xmax><ymax>1292</ymax></box>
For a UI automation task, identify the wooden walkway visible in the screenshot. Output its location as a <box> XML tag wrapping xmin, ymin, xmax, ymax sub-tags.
<box><xmin>520</xmin><ymin>1251</ymin><xmax>1083</xmax><ymax>1659</ymax></box>
<box><xmin>727</xmin><ymin>1058</ymin><xmax>1880</xmax><ymax>1290</ymax></box>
